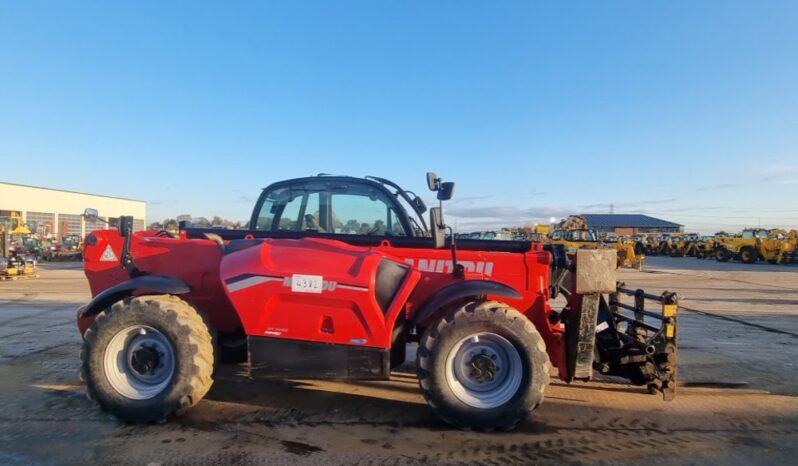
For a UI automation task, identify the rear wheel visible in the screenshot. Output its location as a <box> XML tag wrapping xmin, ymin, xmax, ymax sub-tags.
<box><xmin>81</xmin><ymin>295</ymin><xmax>214</xmax><ymax>423</ymax></box>
<box><xmin>739</xmin><ymin>247</ymin><xmax>757</xmax><ymax>264</ymax></box>
<box><xmin>715</xmin><ymin>248</ymin><xmax>730</xmax><ymax>262</ymax></box>
<box><xmin>417</xmin><ymin>300</ymin><xmax>550</xmax><ymax>431</ymax></box>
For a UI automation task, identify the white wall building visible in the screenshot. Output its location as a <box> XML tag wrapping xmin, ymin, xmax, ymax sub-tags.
<box><xmin>0</xmin><ymin>181</ymin><xmax>146</xmax><ymax>237</ymax></box>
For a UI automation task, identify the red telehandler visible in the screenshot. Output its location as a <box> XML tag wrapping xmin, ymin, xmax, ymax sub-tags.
<box><xmin>77</xmin><ymin>172</ymin><xmax>678</xmax><ymax>430</ymax></box>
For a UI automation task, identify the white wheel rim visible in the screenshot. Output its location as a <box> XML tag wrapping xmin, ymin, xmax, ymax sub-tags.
<box><xmin>444</xmin><ymin>332</ymin><xmax>524</xmax><ymax>409</ymax></box>
<box><xmin>103</xmin><ymin>325</ymin><xmax>176</xmax><ymax>400</ymax></box>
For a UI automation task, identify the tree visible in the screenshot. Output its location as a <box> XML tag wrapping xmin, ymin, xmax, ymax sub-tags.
<box><xmin>371</xmin><ymin>219</ymin><xmax>386</xmax><ymax>235</ymax></box>
<box><xmin>343</xmin><ymin>219</ymin><xmax>361</xmax><ymax>233</ymax></box>
<box><xmin>163</xmin><ymin>219</ymin><xmax>178</xmax><ymax>231</ymax></box>
<box><xmin>193</xmin><ymin>217</ymin><xmax>211</xmax><ymax>227</ymax></box>
<box><xmin>148</xmin><ymin>221</ymin><xmax>164</xmax><ymax>230</ymax></box>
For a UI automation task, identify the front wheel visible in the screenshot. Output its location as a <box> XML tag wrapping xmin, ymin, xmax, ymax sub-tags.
<box><xmin>739</xmin><ymin>247</ymin><xmax>757</xmax><ymax>264</ymax></box>
<box><xmin>417</xmin><ymin>300</ymin><xmax>551</xmax><ymax>431</ymax></box>
<box><xmin>715</xmin><ymin>248</ymin><xmax>731</xmax><ymax>262</ymax></box>
<box><xmin>81</xmin><ymin>295</ymin><xmax>214</xmax><ymax>423</ymax></box>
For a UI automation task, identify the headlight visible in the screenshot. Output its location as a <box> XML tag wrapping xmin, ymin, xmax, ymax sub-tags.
<box><xmin>50</xmin><ymin>246</ymin><xmax>57</xmax><ymax>250</ymax></box>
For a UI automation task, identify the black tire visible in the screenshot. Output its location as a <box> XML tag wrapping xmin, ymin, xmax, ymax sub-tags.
<box><xmin>739</xmin><ymin>247</ymin><xmax>757</xmax><ymax>264</ymax></box>
<box><xmin>81</xmin><ymin>295</ymin><xmax>214</xmax><ymax>423</ymax></box>
<box><xmin>768</xmin><ymin>259</ymin><xmax>779</xmax><ymax>265</ymax></box>
<box><xmin>417</xmin><ymin>300</ymin><xmax>550</xmax><ymax>431</ymax></box>
<box><xmin>715</xmin><ymin>248</ymin><xmax>730</xmax><ymax>262</ymax></box>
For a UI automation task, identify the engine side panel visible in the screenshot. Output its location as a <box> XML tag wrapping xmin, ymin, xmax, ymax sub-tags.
<box><xmin>220</xmin><ymin>237</ymin><xmax>417</xmax><ymax>349</ymax></box>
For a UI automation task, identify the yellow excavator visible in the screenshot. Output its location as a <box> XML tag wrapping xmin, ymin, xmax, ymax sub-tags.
<box><xmin>0</xmin><ymin>212</ymin><xmax>37</xmax><ymax>277</ymax></box>
<box><xmin>0</xmin><ymin>211</ymin><xmax>32</xmax><ymax>235</ymax></box>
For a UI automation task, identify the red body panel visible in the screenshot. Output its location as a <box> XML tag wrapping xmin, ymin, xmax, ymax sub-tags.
<box><xmin>219</xmin><ymin>238</ymin><xmax>421</xmax><ymax>348</ymax></box>
<box><xmin>82</xmin><ymin>230</ymin><xmax>567</xmax><ymax>376</ymax></box>
<box><xmin>83</xmin><ymin>230</ymin><xmax>241</xmax><ymax>333</ymax></box>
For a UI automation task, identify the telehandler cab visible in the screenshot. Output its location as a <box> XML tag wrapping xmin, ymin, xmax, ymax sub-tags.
<box><xmin>77</xmin><ymin>173</ymin><xmax>679</xmax><ymax>431</ymax></box>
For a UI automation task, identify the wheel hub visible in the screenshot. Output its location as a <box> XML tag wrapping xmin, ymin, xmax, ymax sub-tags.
<box><xmin>468</xmin><ymin>353</ymin><xmax>498</xmax><ymax>383</ymax></box>
<box><xmin>104</xmin><ymin>325</ymin><xmax>176</xmax><ymax>400</ymax></box>
<box><xmin>445</xmin><ymin>332</ymin><xmax>524</xmax><ymax>409</ymax></box>
<box><xmin>130</xmin><ymin>345</ymin><xmax>161</xmax><ymax>375</ymax></box>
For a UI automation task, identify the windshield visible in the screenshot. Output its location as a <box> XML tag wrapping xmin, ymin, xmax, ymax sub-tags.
<box><xmin>564</xmin><ymin>229</ymin><xmax>597</xmax><ymax>242</ymax></box>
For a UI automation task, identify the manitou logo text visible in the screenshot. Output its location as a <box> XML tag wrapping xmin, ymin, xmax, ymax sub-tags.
<box><xmin>404</xmin><ymin>258</ymin><xmax>494</xmax><ymax>276</ymax></box>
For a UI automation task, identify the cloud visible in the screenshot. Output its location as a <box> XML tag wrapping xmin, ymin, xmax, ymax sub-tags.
<box><xmin>695</xmin><ymin>184</ymin><xmax>734</xmax><ymax>192</ymax></box>
<box><xmin>652</xmin><ymin>206</ymin><xmax>724</xmax><ymax>212</ymax></box>
<box><xmin>447</xmin><ymin>205</ymin><xmax>574</xmax><ymax>231</ymax></box>
<box><xmin>580</xmin><ymin>198</ymin><xmax>678</xmax><ymax>211</ymax></box>
<box><xmin>755</xmin><ymin>163</ymin><xmax>797</xmax><ymax>183</ymax></box>
<box><xmin>758</xmin><ymin>163</ymin><xmax>797</xmax><ymax>174</ymax></box>
<box><xmin>447</xmin><ymin>205</ymin><xmax>571</xmax><ymax>219</ymax></box>
<box><xmin>149</xmin><ymin>200</ymin><xmax>165</xmax><ymax>206</ymax></box>
<box><xmin>452</xmin><ymin>195</ymin><xmax>495</xmax><ymax>203</ymax></box>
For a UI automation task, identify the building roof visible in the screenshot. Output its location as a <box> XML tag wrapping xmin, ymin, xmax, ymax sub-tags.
<box><xmin>581</xmin><ymin>214</ymin><xmax>682</xmax><ymax>228</ymax></box>
<box><xmin>0</xmin><ymin>180</ymin><xmax>145</xmax><ymax>204</ymax></box>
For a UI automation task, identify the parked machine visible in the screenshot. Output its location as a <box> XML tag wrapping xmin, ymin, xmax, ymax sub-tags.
<box><xmin>601</xmin><ymin>234</ymin><xmax>645</xmax><ymax>270</ymax></box>
<box><xmin>76</xmin><ymin>172</ymin><xmax>678</xmax><ymax>430</ymax></box>
<box><xmin>668</xmin><ymin>233</ymin><xmax>700</xmax><ymax>257</ymax></box>
<box><xmin>753</xmin><ymin>229</ymin><xmax>798</xmax><ymax>265</ymax></box>
<box><xmin>0</xmin><ymin>211</ymin><xmax>32</xmax><ymax>236</ymax></box>
<box><xmin>694</xmin><ymin>235</ymin><xmax>719</xmax><ymax>259</ymax></box>
<box><xmin>714</xmin><ymin>228</ymin><xmax>770</xmax><ymax>263</ymax></box>
<box><xmin>41</xmin><ymin>234</ymin><xmax>84</xmax><ymax>261</ymax></box>
<box><xmin>0</xmin><ymin>232</ymin><xmax>37</xmax><ymax>278</ymax></box>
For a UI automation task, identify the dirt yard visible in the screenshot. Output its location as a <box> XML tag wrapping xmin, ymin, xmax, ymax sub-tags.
<box><xmin>1</xmin><ymin>258</ymin><xmax>796</xmax><ymax>465</ymax></box>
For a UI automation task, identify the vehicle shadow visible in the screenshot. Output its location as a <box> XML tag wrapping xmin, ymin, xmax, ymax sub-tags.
<box><xmin>193</xmin><ymin>364</ymin><xmax>653</xmax><ymax>433</ymax></box>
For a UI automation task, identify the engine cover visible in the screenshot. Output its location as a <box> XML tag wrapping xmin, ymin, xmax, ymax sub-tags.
<box><xmin>220</xmin><ymin>237</ymin><xmax>415</xmax><ymax>349</ymax></box>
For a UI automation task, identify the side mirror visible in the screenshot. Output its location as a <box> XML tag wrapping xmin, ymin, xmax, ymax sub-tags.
<box><xmin>426</xmin><ymin>172</ymin><xmax>439</xmax><ymax>191</ymax></box>
<box><xmin>119</xmin><ymin>216</ymin><xmax>134</xmax><ymax>237</ymax></box>
<box><xmin>83</xmin><ymin>208</ymin><xmax>99</xmax><ymax>221</ymax></box>
<box><xmin>437</xmin><ymin>182</ymin><xmax>455</xmax><ymax>201</ymax></box>
<box><xmin>430</xmin><ymin>207</ymin><xmax>445</xmax><ymax>249</ymax></box>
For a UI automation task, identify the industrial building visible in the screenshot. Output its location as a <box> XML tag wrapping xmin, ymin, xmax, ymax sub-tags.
<box><xmin>0</xmin><ymin>181</ymin><xmax>146</xmax><ymax>238</ymax></box>
<box><xmin>581</xmin><ymin>214</ymin><xmax>682</xmax><ymax>235</ymax></box>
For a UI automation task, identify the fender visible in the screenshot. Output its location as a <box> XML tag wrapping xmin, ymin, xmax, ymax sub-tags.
<box><xmin>412</xmin><ymin>279</ymin><xmax>522</xmax><ymax>326</ymax></box>
<box><xmin>78</xmin><ymin>275</ymin><xmax>191</xmax><ymax>319</ymax></box>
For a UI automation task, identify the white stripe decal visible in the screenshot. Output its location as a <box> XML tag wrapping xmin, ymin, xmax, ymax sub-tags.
<box><xmin>336</xmin><ymin>284</ymin><xmax>369</xmax><ymax>292</ymax></box>
<box><xmin>227</xmin><ymin>276</ymin><xmax>283</xmax><ymax>292</ymax></box>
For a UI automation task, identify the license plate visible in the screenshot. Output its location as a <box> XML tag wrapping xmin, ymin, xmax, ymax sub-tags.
<box><xmin>291</xmin><ymin>274</ymin><xmax>323</xmax><ymax>294</ymax></box>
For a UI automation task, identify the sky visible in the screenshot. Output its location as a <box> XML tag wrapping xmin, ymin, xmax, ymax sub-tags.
<box><xmin>1</xmin><ymin>1</ymin><xmax>797</xmax><ymax>234</ymax></box>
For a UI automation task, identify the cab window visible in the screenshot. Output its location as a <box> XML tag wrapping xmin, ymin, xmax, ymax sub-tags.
<box><xmin>255</xmin><ymin>188</ymin><xmax>321</xmax><ymax>231</ymax></box>
<box><xmin>330</xmin><ymin>193</ymin><xmax>406</xmax><ymax>235</ymax></box>
<box><xmin>254</xmin><ymin>181</ymin><xmax>407</xmax><ymax>236</ymax></box>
